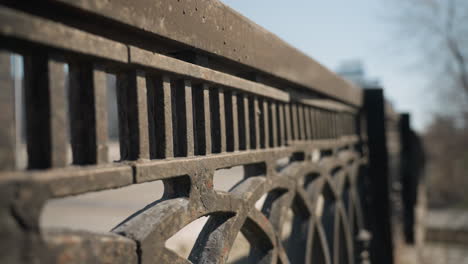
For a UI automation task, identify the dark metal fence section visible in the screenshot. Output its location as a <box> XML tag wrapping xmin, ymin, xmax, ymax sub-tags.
<box><xmin>399</xmin><ymin>114</ymin><xmax>425</xmax><ymax>244</ymax></box>
<box><xmin>0</xmin><ymin>2</ymin><xmax>422</xmax><ymax>264</ymax></box>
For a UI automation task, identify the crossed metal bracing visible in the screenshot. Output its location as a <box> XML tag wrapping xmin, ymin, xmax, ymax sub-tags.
<box><xmin>0</xmin><ymin>4</ymin><xmax>369</xmax><ymax>264</ymax></box>
<box><xmin>111</xmin><ymin>141</ymin><xmax>368</xmax><ymax>264</ymax></box>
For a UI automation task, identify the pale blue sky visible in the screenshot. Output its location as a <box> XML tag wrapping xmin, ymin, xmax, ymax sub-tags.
<box><xmin>221</xmin><ymin>0</ymin><xmax>430</xmax><ymax>130</ymax></box>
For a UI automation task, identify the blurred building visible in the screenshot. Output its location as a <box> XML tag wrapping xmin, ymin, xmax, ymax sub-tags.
<box><xmin>336</xmin><ymin>60</ymin><xmax>380</xmax><ymax>88</ymax></box>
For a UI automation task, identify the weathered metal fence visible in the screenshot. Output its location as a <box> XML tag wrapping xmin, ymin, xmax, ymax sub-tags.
<box><xmin>0</xmin><ymin>1</ymin><xmax>422</xmax><ymax>264</ymax></box>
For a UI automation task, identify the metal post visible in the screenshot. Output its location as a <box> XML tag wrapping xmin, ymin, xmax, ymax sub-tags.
<box><xmin>400</xmin><ymin>113</ymin><xmax>425</xmax><ymax>244</ymax></box>
<box><xmin>364</xmin><ymin>88</ymin><xmax>394</xmax><ymax>264</ymax></box>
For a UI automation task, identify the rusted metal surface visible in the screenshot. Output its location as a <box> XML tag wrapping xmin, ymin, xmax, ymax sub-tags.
<box><xmin>0</xmin><ymin>2</ymin><xmax>421</xmax><ymax>264</ymax></box>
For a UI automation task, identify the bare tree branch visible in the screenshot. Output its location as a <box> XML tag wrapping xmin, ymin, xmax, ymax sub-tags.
<box><xmin>389</xmin><ymin>0</ymin><xmax>468</xmax><ymax>111</ymax></box>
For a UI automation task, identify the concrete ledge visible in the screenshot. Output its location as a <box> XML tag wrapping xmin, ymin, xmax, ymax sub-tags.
<box><xmin>47</xmin><ymin>0</ymin><xmax>362</xmax><ymax>106</ymax></box>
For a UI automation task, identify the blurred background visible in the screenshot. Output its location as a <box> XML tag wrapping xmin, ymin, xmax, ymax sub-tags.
<box><xmin>8</xmin><ymin>0</ymin><xmax>467</xmax><ymax>263</ymax></box>
<box><xmin>209</xmin><ymin>0</ymin><xmax>468</xmax><ymax>262</ymax></box>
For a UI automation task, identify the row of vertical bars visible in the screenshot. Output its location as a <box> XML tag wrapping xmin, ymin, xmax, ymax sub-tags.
<box><xmin>0</xmin><ymin>51</ymin><xmax>110</xmax><ymax>171</ymax></box>
<box><xmin>287</xmin><ymin>103</ymin><xmax>357</xmax><ymax>141</ymax></box>
<box><xmin>0</xmin><ymin>50</ymin><xmax>358</xmax><ymax>171</ymax></box>
<box><xmin>119</xmin><ymin>76</ymin><xmax>300</xmax><ymax>159</ymax></box>
<box><xmin>146</xmin><ymin>80</ymin><xmax>285</xmax><ymax>158</ymax></box>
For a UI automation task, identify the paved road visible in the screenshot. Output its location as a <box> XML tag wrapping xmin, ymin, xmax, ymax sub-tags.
<box><xmin>422</xmin><ymin>209</ymin><xmax>468</xmax><ymax>264</ymax></box>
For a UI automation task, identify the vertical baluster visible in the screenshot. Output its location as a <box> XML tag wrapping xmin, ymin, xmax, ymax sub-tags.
<box><xmin>116</xmin><ymin>71</ymin><xmax>149</xmax><ymax>160</ymax></box>
<box><xmin>203</xmin><ymin>85</ymin><xmax>212</xmax><ymax>155</ymax></box>
<box><xmin>258</xmin><ymin>98</ymin><xmax>265</xmax><ymax>149</ymax></box>
<box><xmin>334</xmin><ymin>112</ymin><xmax>339</xmax><ymax>138</ymax></box>
<box><xmin>184</xmin><ymin>80</ymin><xmax>194</xmax><ymax>156</ymax></box>
<box><xmin>69</xmin><ymin>62</ymin><xmax>108</xmax><ymax>165</ymax></box>
<box><xmin>219</xmin><ymin>89</ymin><xmax>226</xmax><ymax>153</ymax></box>
<box><xmin>331</xmin><ymin>112</ymin><xmax>336</xmax><ymax>138</ymax></box>
<box><xmin>163</xmin><ymin>76</ymin><xmax>174</xmax><ymax>158</ymax></box>
<box><xmin>333</xmin><ymin>112</ymin><xmax>337</xmax><ymax>138</ymax></box>
<box><xmin>297</xmin><ymin>104</ymin><xmax>305</xmax><ymax>140</ymax></box>
<box><xmin>337</xmin><ymin>113</ymin><xmax>342</xmax><ymax>138</ymax></box>
<box><xmin>316</xmin><ymin>109</ymin><xmax>322</xmax><ymax>139</ymax></box>
<box><xmin>262</xmin><ymin>99</ymin><xmax>269</xmax><ymax>148</ymax></box>
<box><xmin>322</xmin><ymin>110</ymin><xmax>326</xmax><ymax>139</ymax></box>
<box><xmin>347</xmin><ymin>114</ymin><xmax>351</xmax><ymax>135</ymax></box>
<box><xmin>232</xmin><ymin>92</ymin><xmax>239</xmax><ymax>151</ymax></box>
<box><xmin>0</xmin><ymin>51</ymin><xmax>16</xmax><ymax>170</ymax></box>
<box><xmin>147</xmin><ymin>75</ymin><xmax>156</xmax><ymax>158</ymax></box>
<box><xmin>237</xmin><ymin>94</ymin><xmax>246</xmax><ymax>151</ymax></box>
<box><xmin>244</xmin><ymin>94</ymin><xmax>251</xmax><ymax>150</ymax></box>
<box><xmin>271</xmin><ymin>102</ymin><xmax>278</xmax><ymax>148</ymax></box>
<box><xmin>292</xmin><ymin>103</ymin><xmax>299</xmax><ymax>141</ymax></box>
<box><xmin>254</xmin><ymin>96</ymin><xmax>260</xmax><ymax>149</ymax></box>
<box><xmin>345</xmin><ymin>114</ymin><xmax>349</xmax><ymax>135</ymax></box>
<box><xmin>325</xmin><ymin>111</ymin><xmax>331</xmax><ymax>139</ymax></box>
<box><xmin>347</xmin><ymin>113</ymin><xmax>351</xmax><ymax>136</ymax></box>
<box><xmin>318</xmin><ymin>109</ymin><xmax>322</xmax><ymax>139</ymax></box>
<box><xmin>137</xmin><ymin>73</ymin><xmax>150</xmax><ymax>159</ymax></box>
<box><xmin>192</xmin><ymin>83</ymin><xmax>211</xmax><ymax>155</ymax></box>
<box><xmin>310</xmin><ymin>108</ymin><xmax>316</xmax><ymax>139</ymax></box>
<box><xmin>322</xmin><ymin>110</ymin><xmax>327</xmax><ymax>139</ymax></box>
<box><xmin>309</xmin><ymin>108</ymin><xmax>314</xmax><ymax>140</ymax></box>
<box><xmin>172</xmin><ymin>79</ymin><xmax>192</xmax><ymax>157</ymax></box>
<box><xmin>347</xmin><ymin>114</ymin><xmax>354</xmax><ymax>135</ymax></box>
<box><xmin>330</xmin><ymin>112</ymin><xmax>335</xmax><ymax>139</ymax></box>
<box><xmin>325</xmin><ymin>111</ymin><xmax>330</xmax><ymax>139</ymax></box>
<box><xmin>341</xmin><ymin>114</ymin><xmax>345</xmax><ymax>136</ymax></box>
<box><xmin>210</xmin><ymin>88</ymin><xmax>221</xmax><ymax>153</ymax></box>
<box><xmin>48</xmin><ymin>60</ymin><xmax>68</xmax><ymax>167</ymax></box>
<box><xmin>347</xmin><ymin>113</ymin><xmax>351</xmax><ymax>135</ymax></box>
<box><xmin>305</xmin><ymin>106</ymin><xmax>312</xmax><ymax>140</ymax></box>
<box><xmin>335</xmin><ymin>112</ymin><xmax>340</xmax><ymax>137</ymax></box>
<box><xmin>93</xmin><ymin>69</ymin><xmax>109</xmax><ymax>164</ymax></box>
<box><xmin>346</xmin><ymin>114</ymin><xmax>350</xmax><ymax>135</ymax></box>
<box><xmin>302</xmin><ymin>105</ymin><xmax>308</xmax><ymax>139</ymax></box>
<box><xmin>278</xmin><ymin>103</ymin><xmax>285</xmax><ymax>146</ymax></box>
<box><xmin>342</xmin><ymin>113</ymin><xmax>346</xmax><ymax>137</ymax></box>
<box><xmin>285</xmin><ymin>103</ymin><xmax>292</xmax><ymax>144</ymax></box>
<box><xmin>329</xmin><ymin>111</ymin><xmax>334</xmax><ymax>139</ymax></box>
<box><xmin>225</xmin><ymin>91</ymin><xmax>233</xmax><ymax>152</ymax></box>
<box><xmin>339</xmin><ymin>113</ymin><xmax>343</xmax><ymax>138</ymax></box>
<box><xmin>309</xmin><ymin>108</ymin><xmax>315</xmax><ymax>140</ymax></box>
<box><xmin>326</xmin><ymin>111</ymin><xmax>331</xmax><ymax>139</ymax></box>
<box><xmin>335</xmin><ymin>112</ymin><xmax>339</xmax><ymax>138</ymax></box>
<box><xmin>147</xmin><ymin>75</ymin><xmax>173</xmax><ymax>159</ymax></box>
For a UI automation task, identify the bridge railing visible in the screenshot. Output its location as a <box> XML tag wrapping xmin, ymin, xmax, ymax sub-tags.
<box><xmin>0</xmin><ymin>1</ymin><xmax>422</xmax><ymax>264</ymax></box>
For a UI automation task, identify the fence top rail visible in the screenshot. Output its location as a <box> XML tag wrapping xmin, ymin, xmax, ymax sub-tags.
<box><xmin>30</xmin><ymin>0</ymin><xmax>363</xmax><ymax>106</ymax></box>
<box><xmin>299</xmin><ymin>99</ymin><xmax>357</xmax><ymax>113</ymax></box>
